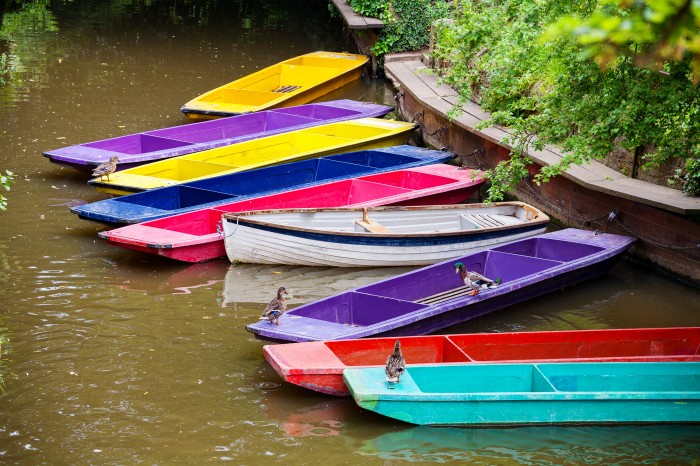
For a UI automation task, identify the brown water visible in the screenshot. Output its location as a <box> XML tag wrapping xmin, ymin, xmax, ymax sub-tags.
<box><xmin>0</xmin><ymin>1</ymin><xmax>699</xmax><ymax>464</ymax></box>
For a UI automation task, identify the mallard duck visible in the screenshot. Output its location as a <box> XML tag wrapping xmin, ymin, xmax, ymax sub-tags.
<box><xmin>260</xmin><ymin>286</ymin><xmax>288</xmax><ymax>325</ymax></box>
<box><xmin>385</xmin><ymin>340</ymin><xmax>406</xmax><ymax>385</ymax></box>
<box><xmin>454</xmin><ymin>262</ymin><xmax>500</xmax><ymax>296</ymax></box>
<box><xmin>92</xmin><ymin>156</ymin><xmax>120</xmax><ymax>181</ymax></box>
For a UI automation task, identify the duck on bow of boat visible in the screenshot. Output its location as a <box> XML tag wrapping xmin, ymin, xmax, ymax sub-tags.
<box><xmin>92</xmin><ymin>156</ymin><xmax>119</xmax><ymax>181</ymax></box>
<box><xmin>261</xmin><ymin>287</ymin><xmax>288</xmax><ymax>325</ymax></box>
<box><xmin>385</xmin><ymin>340</ymin><xmax>406</xmax><ymax>386</ymax></box>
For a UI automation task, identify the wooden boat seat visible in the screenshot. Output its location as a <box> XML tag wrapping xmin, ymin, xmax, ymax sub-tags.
<box><xmin>416</xmin><ymin>286</ymin><xmax>479</xmax><ymax>305</ymax></box>
<box><xmin>355</xmin><ymin>219</ymin><xmax>392</xmax><ymax>233</ymax></box>
<box><xmin>469</xmin><ymin>214</ymin><xmax>505</xmax><ymax>228</ymax></box>
<box><xmin>273</xmin><ymin>85</ymin><xmax>302</xmax><ymax>93</ymax></box>
<box><xmin>459</xmin><ymin>213</ymin><xmax>522</xmax><ymax>230</ymax></box>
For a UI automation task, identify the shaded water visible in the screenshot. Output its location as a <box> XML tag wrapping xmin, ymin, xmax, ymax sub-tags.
<box><xmin>0</xmin><ymin>1</ymin><xmax>698</xmax><ymax>464</ymax></box>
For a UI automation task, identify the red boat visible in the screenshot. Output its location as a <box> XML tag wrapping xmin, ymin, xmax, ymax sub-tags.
<box><xmin>99</xmin><ymin>164</ymin><xmax>485</xmax><ymax>262</ymax></box>
<box><xmin>263</xmin><ymin>327</ymin><xmax>700</xmax><ymax>396</ymax></box>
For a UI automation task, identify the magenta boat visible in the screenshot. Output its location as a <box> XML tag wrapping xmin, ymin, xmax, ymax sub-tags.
<box><xmin>98</xmin><ymin>164</ymin><xmax>486</xmax><ymax>263</ymax></box>
<box><xmin>43</xmin><ymin>100</ymin><xmax>391</xmax><ymax>172</ymax></box>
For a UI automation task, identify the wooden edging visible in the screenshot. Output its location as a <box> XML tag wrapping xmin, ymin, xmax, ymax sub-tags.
<box><xmin>384</xmin><ymin>59</ymin><xmax>700</xmax><ymax>216</ymax></box>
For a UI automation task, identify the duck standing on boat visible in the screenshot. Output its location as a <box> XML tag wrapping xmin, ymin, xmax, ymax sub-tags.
<box><xmin>260</xmin><ymin>287</ymin><xmax>288</xmax><ymax>325</ymax></box>
<box><xmin>385</xmin><ymin>340</ymin><xmax>406</xmax><ymax>385</ymax></box>
<box><xmin>454</xmin><ymin>262</ymin><xmax>500</xmax><ymax>296</ymax></box>
<box><xmin>92</xmin><ymin>156</ymin><xmax>119</xmax><ymax>181</ymax></box>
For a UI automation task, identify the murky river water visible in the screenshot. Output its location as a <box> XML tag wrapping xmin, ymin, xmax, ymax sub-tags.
<box><xmin>0</xmin><ymin>1</ymin><xmax>698</xmax><ymax>464</ymax></box>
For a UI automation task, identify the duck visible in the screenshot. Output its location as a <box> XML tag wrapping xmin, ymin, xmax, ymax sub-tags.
<box><xmin>385</xmin><ymin>340</ymin><xmax>406</xmax><ymax>385</ymax></box>
<box><xmin>454</xmin><ymin>261</ymin><xmax>500</xmax><ymax>296</ymax></box>
<box><xmin>92</xmin><ymin>156</ymin><xmax>120</xmax><ymax>181</ymax></box>
<box><xmin>260</xmin><ymin>286</ymin><xmax>288</xmax><ymax>325</ymax></box>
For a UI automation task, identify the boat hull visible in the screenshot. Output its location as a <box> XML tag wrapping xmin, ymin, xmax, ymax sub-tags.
<box><xmin>343</xmin><ymin>362</ymin><xmax>700</xmax><ymax>426</ymax></box>
<box><xmin>263</xmin><ymin>327</ymin><xmax>700</xmax><ymax>396</ymax></box>
<box><xmin>43</xmin><ymin>100</ymin><xmax>390</xmax><ymax>172</ymax></box>
<box><xmin>246</xmin><ymin>229</ymin><xmax>636</xmax><ymax>342</ymax></box>
<box><xmin>181</xmin><ymin>51</ymin><xmax>369</xmax><ymax>119</ymax></box>
<box><xmin>224</xmin><ymin>203</ymin><xmax>549</xmax><ymax>267</ymax></box>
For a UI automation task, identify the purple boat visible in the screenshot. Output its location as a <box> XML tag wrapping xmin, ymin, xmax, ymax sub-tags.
<box><xmin>246</xmin><ymin>229</ymin><xmax>635</xmax><ymax>342</ymax></box>
<box><xmin>43</xmin><ymin>100</ymin><xmax>391</xmax><ymax>172</ymax></box>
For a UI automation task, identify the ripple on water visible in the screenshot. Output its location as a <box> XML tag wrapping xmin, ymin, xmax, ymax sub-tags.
<box><xmin>254</xmin><ymin>382</ymin><xmax>281</xmax><ymax>391</ymax></box>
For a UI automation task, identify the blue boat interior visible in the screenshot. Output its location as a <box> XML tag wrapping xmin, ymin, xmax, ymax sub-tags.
<box><xmin>287</xmin><ymin>238</ymin><xmax>606</xmax><ymax>327</ymax></box>
<box><xmin>324</xmin><ymin>150</ymin><xmax>426</xmax><ymax>168</ymax></box>
<box><xmin>116</xmin><ymin>186</ymin><xmax>238</xmax><ymax>209</ymax></box>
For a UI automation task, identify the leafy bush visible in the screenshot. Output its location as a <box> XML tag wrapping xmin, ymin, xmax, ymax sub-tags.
<box><xmin>432</xmin><ymin>0</ymin><xmax>700</xmax><ymax>199</ymax></box>
<box><xmin>348</xmin><ymin>0</ymin><xmax>451</xmax><ymax>56</ymax></box>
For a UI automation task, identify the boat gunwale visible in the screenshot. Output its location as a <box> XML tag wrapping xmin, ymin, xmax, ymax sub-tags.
<box><xmin>221</xmin><ymin>202</ymin><xmax>549</xmax><ymax>240</ymax></box>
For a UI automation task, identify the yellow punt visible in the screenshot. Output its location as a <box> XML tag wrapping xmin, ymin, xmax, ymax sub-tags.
<box><xmin>181</xmin><ymin>51</ymin><xmax>369</xmax><ymax>120</ymax></box>
<box><xmin>88</xmin><ymin>118</ymin><xmax>417</xmax><ymax>196</ymax></box>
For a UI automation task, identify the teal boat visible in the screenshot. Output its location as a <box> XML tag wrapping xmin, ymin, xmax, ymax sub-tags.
<box><xmin>343</xmin><ymin>362</ymin><xmax>700</xmax><ymax>426</ymax></box>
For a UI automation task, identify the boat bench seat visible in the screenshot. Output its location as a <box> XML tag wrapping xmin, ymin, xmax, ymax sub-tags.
<box><xmin>417</xmin><ymin>286</ymin><xmax>479</xmax><ymax>305</ymax></box>
<box><xmin>355</xmin><ymin>219</ymin><xmax>392</xmax><ymax>233</ymax></box>
<box><xmin>460</xmin><ymin>213</ymin><xmax>507</xmax><ymax>229</ymax></box>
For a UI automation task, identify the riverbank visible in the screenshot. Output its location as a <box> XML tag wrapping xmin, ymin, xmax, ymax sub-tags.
<box><xmin>332</xmin><ymin>1</ymin><xmax>700</xmax><ymax>283</ymax></box>
<box><xmin>384</xmin><ymin>55</ymin><xmax>700</xmax><ymax>283</ymax></box>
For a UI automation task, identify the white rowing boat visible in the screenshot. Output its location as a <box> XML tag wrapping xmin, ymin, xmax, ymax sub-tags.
<box><xmin>222</xmin><ymin>202</ymin><xmax>549</xmax><ymax>267</ymax></box>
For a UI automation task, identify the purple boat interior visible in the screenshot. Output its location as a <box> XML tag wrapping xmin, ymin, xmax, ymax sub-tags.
<box><xmin>83</xmin><ymin>112</ymin><xmax>323</xmax><ymax>154</ymax></box>
<box><xmin>358</xmin><ymin>238</ymin><xmax>603</xmax><ymax>301</ymax></box>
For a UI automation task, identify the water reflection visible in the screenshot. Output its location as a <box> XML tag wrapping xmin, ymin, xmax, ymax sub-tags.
<box><xmin>222</xmin><ymin>263</ymin><xmax>415</xmax><ymax>307</ymax></box>
<box><xmin>267</xmin><ymin>397</ymin><xmax>354</xmax><ymax>438</ymax></box>
<box><xmin>359</xmin><ymin>425</ymin><xmax>700</xmax><ymax>464</ymax></box>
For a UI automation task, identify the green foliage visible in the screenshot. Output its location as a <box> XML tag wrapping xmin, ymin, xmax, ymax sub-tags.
<box><xmin>0</xmin><ymin>1</ymin><xmax>58</xmax><ymax>38</ymax></box>
<box><xmin>348</xmin><ymin>0</ymin><xmax>451</xmax><ymax>56</ymax></box>
<box><xmin>432</xmin><ymin>0</ymin><xmax>700</xmax><ymax>199</ymax></box>
<box><xmin>673</xmin><ymin>156</ymin><xmax>700</xmax><ymax>195</ymax></box>
<box><xmin>349</xmin><ymin>0</ymin><xmax>391</xmax><ymax>21</ymax></box>
<box><xmin>0</xmin><ymin>170</ymin><xmax>14</xmax><ymax>211</ymax></box>
<box><xmin>543</xmin><ymin>0</ymin><xmax>700</xmax><ymax>81</ymax></box>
